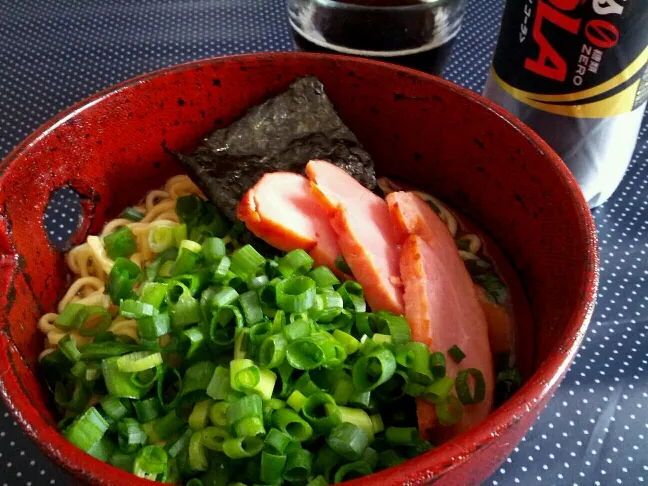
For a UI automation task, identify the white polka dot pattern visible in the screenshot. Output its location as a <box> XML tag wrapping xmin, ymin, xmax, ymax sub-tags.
<box><xmin>1</xmin><ymin>0</ymin><xmax>647</xmax><ymax>485</ymax></box>
<box><xmin>43</xmin><ymin>188</ymin><xmax>82</xmax><ymax>250</ymax></box>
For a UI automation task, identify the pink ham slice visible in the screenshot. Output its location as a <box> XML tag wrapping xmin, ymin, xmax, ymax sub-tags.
<box><xmin>387</xmin><ymin>191</ymin><xmax>494</xmax><ymax>441</ymax></box>
<box><xmin>236</xmin><ymin>172</ymin><xmax>346</xmax><ymax>277</ymax></box>
<box><xmin>306</xmin><ymin>160</ymin><xmax>404</xmax><ymax>315</ymax></box>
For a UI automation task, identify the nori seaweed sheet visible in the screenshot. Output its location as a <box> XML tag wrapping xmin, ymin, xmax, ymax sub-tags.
<box><xmin>175</xmin><ymin>76</ymin><xmax>376</xmax><ymax>221</ymax></box>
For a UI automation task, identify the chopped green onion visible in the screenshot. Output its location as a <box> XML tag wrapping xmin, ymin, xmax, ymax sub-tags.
<box><xmin>385</xmin><ymin>426</ymin><xmax>419</xmax><ymax>446</ymax></box>
<box><xmin>332</xmin><ymin>329</ymin><xmax>359</xmax><ymax>354</ymax></box>
<box><xmin>287</xmin><ymin>333</ymin><xmax>338</xmax><ymax>370</ymax></box>
<box><xmin>276</xmin><ymin>276</ymin><xmax>317</xmax><ymax>313</ymax></box>
<box><xmin>104</xmin><ymin>227</ymin><xmax>138</xmax><ymax>260</ymax></box>
<box><xmin>117</xmin><ymin>418</ymin><xmax>148</xmax><ymax>453</ymax></box>
<box><xmin>189</xmin><ymin>399</ymin><xmax>213</xmax><ymax>430</ymax></box>
<box><xmin>133</xmin><ymin>445</ymin><xmax>168</xmax><ymax>480</ymax></box>
<box><xmin>107</xmin><ymin>257</ymin><xmax>141</xmax><ymax>304</ymax></box>
<box><xmin>148</xmin><ymin>224</ymin><xmax>176</xmax><ymax>253</ymax></box>
<box><xmin>337</xmin><ymin>281</ymin><xmax>365</xmax><ymax>312</ymax></box>
<box><xmin>202</xmin><ymin>237</ymin><xmax>226</xmax><ymax>263</ymax></box>
<box><xmin>54</xmin><ymin>303</ymin><xmax>86</xmax><ymax>329</ymax></box>
<box><xmin>58</xmin><ymin>334</ymin><xmax>81</xmax><ymax>362</ymax></box>
<box><xmin>55</xmin><ymin>379</ymin><xmax>90</xmax><ymax>413</ymax></box>
<box><xmin>133</xmin><ymin>397</ymin><xmax>162</xmax><ymax>422</ymax></box>
<box><xmin>258</xmin><ymin>334</ymin><xmax>288</xmax><ymax>369</ymax></box>
<box><xmin>264</xmin><ymin>428</ymin><xmax>292</xmax><ymax>454</ymax></box>
<box><xmin>352</xmin><ymin>347</ymin><xmax>397</xmax><ymax>392</ymax></box>
<box><xmin>313</xmin><ymin>445</ymin><xmax>341</xmax><ymax>479</ymax></box>
<box><xmin>248</xmin><ymin>274</ymin><xmax>269</xmax><ymax>291</ymax></box>
<box><xmin>87</xmin><ymin>436</ymin><xmax>115</xmax><ymax>462</ymax></box>
<box><xmin>79</xmin><ymin>341</ymin><xmax>138</xmax><ymax>361</ymax></box>
<box><xmin>278</xmin><ymin>249</ymin><xmax>314</xmax><ymax>278</ymax></box>
<box><xmin>176</xmin><ymin>195</ymin><xmax>204</xmax><ymax>224</ymax></box>
<box><xmin>308</xmin><ymin>267</ymin><xmax>340</xmax><ymax>288</ymax></box>
<box><xmin>435</xmin><ymin>395</ymin><xmax>464</xmax><ymax>426</ymax></box>
<box><xmin>334</xmin><ymin>461</ymin><xmax>373</xmax><ymax>483</ymax></box>
<box><xmin>155</xmin><ymin>410</ymin><xmax>186</xmax><ymax>439</ymax></box>
<box><xmin>233</xmin><ymin>328</ymin><xmax>249</xmax><ymax>360</ymax></box>
<box><xmin>372</xmin><ymin>333</ymin><xmax>392</xmax><ymax>344</ymax></box>
<box><xmin>211</xmin><ymin>255</ymin><xmax>231</xmax><ymax>283</ymax></box>
<box><xmin>302</xmin><ymin>393</ymin><xmax>342</xmax><ymax>433</ymax></box>
<box><xmin>109</xmin><ymin>451</ymin><xmax>135</xmax><ymax>471</ymax></box>
<box><xmin>334</xmin><ymin>255</ymin><xmax>352</xmax><ymax>275</ymax></box>
<box><xmin>370</xmin><ymin>414</ymin><xmax>384</xmax><ymax>435</ymax></box>
<box><xmin>189</xmin><ymin>431</ymin><xmax>209</xmax><ymax>471</ymax></box>
<box><xmin>430</xmin><ymin>351</ymin><xmax>447</xmax><ymax>379</ymax></box>
<box><xmin>249</xmin><ymin>320</ymin><xmax>273</xmax><ymax>345</ymax></box>
<box><xmin>184</xmin><ymin>326</ymin><xmax>206</xmax><ymax>359</ymax></box>
<box><xmin>202</xmin><ymin>426</ymin><xmax>229</xmax><ymax>451</ymax></box>
<box><xmin>230</xmin><ymin>244</ymin><xmax>266</xmax><ymax>278</ymax></box>
<box><xmin>173</xmin><ymin>224</ymin><xmax>188</xmax><ymax>246</ymax></box>
<box><xmin>62</xmin><ymin>407</ymin><xmax>109</xmax><ymax>452</ymax></box>
<box><xmin>139</xmin><ymin>282</ymin><xmax>169</xmax><ymax>308</ymax></box>
<box><xmin>234</xmin><ymin>416</ymin><xmax>265</xmax><ymax>438</ymax></box>
<box><xmin>117</xmin><ymin>351</ymin><xmax>163</xmax><ymax>373</ymax></box>
<box><xmin>307</xmin><ymin>475</ymin><xmax>329</xmax><ymax>486</ymax></box>
<box><xmin>240</xmin><ymin>290</ymin><xmax>264</xmax><ymax>325</ymax></box>
<box><xmin>206</xmin><ymin>366</ymin><xmax>231</xmax><ymax>400</ymax></box>
<box><xmin>261</xmin><ymin>450</ymin><xmax>288</xmax><ymax>484</ymax></box>
<box><xmin>102</xmin><ymin>356</ymin><xmax>153</xmax><ymax>399</ymax></box>
<box><xmin>287</xmin><ymin>390</ymin><xmax>308</xmax><ymax>412</ymax></box>
<box><xmin>121</xmin><ymin>207</ymin><xmax>144</xmax><ymax>221</ymax></box>
<box><xmin>337</xmin><ymin>406</ymin><xmax>374</xmax><ymax>440</ymax></box>
<box><xmin>173</xmin><ymin>242</ymin><xmax>203</xmax><ymax>276</ymax></box>
<box><xmin>423</xmin><ymin>375</ymin><xmax>455</xmax><ymax>404</ymax></box>
<box><xmin>120</xmin><ymin>299</ymin><xmax>158</xmax><ymax>319</ymax></box>
<box><xmin>349</xmin><ymin>390</ymin><xmax>371</xmax><ymax>409</ymax></box>
<box><xmin>284</xmin><ymin>449</ymin><xmax>313</xmax><ymax>482</ymax></box>
<box><xmin>209</xmin><ymin>401</ymin><xmax>229</xmax><ymax>427</ymax></box>
<box><xmin>331</xmin><ymin>375</ymin><xmax>354</xmax><ymax>406</ymax></box>
<box><xmin>284</xmin><ymin>318</ymin><xmax>312</xmax><ymax>342</ymax></box>
<box><xmin>76</xmin><ymin>306</ymin><xmax>112</xmax><ymax>336</ymax></box>
<box><xmin>400</xmin><ymin>342</ymin><xmax>434</xmax><ymax>386</ymax></box>
<box><xmin>455</xmin><ymin>368</ymin><xmax>486</xmax><ymax>404</ymax></box>
<box><xmin>181</xmin><ymin>361</ymin><xmax>216</xmax><ymax>399</ymax></box>
<box><xmin>378</xmin><ymin>449</ymin><xmax>405</xmax><ymax>469</ymax></box>
<box><xmin>137</xmin><ymin>311</ymin><xmax>171</xmax><ymax>340</ymax></box>
<box><xmin>157</xmin><ymin>366</ymin><xmax>182</xmax><ymax>410</ymax></box>
<box><xmin>226</xmin><ymin>394</ymin><xmax>263</xmax><ymax>426</ymax></box>
<box><xmin>448</xmin><ymin>344</ymin><xmax>466</xmax><ymax>363</ymax></box>
<box><xmin>326</xmin><ymin>422</ymin><xmax>369</xmax><ymax>461</ymax></box>
<box><xmin>100</xmin><ymin>396</ymin><xmax>130</xmax><ymax>421</ymax></box>
<box><xmin>271</xmin><ymin>408</ymin><xmax>313</xmax><ymax>442</ymax></box>
<box><xmin>222</xmin><ymin>436</ymin><xmax>264</xmax><ymax>459</ymax></box>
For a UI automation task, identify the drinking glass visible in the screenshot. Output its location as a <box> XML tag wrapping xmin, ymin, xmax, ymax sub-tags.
<box><xmin>288</xmin><ymin>0</ymin><xmax>467</xmax><ymax>76</ymax></box>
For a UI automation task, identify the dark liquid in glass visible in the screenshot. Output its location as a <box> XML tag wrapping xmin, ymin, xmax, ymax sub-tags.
<box><xmin>288</xmin><ymin>0</ymin><xmax>464</xmax><ymax>76</ymax></box>
<box><xmin>291</xmin><ymin>27</ymin><xmax>456</xmax><ymax>75</ymax></box>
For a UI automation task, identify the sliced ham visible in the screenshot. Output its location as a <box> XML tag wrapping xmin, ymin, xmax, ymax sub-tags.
<box><xmin>388</xmin><ymin>191</ymin><xmax>494</xmax><ymax>441</ymax></box>
<box><xmin>306</xmin><ymin>160</ymin><xmax>404</xmax><ymax>315</ymax></box>
<box><xmin>236</xmin><ymin>172</ymin><xmax>345</xmax><ymax>276</ymax></box>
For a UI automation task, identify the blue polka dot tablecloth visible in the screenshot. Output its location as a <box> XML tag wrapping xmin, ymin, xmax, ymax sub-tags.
<box><xmin>1</xmin><ymin>0</ymin><xmax>647</xmax><ymax>485</ymax></box>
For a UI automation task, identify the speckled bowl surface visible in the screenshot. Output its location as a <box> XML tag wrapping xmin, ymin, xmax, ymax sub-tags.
<box><xmin>0</xmin><ymin>53</ymin><xmax>598</xmax><ymax>485</ymax></box>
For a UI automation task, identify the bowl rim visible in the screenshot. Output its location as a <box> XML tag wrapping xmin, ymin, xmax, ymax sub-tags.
<box><xmin>0</xmin><ymin>51</ymin><xmax>599</xmax><ymax>485</ymax></box>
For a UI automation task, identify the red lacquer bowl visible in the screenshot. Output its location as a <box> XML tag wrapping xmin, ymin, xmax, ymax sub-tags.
<box><xmin>0</xmin><ymin>53</ymin><xmax>598</xmax><ymax>485</ymax></box>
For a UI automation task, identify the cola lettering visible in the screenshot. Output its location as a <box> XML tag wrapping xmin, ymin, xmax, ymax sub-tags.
<box><xmin>524</xmin><ymin>0</ymin><xmax>581</xmax><ymax>81</ymax></box>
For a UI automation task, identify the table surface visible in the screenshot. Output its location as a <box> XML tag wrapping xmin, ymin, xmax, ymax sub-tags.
<box><xmin>1</xmin><ymin>1</ymin><xmax>647</xmax><ymax>485</ymax></box>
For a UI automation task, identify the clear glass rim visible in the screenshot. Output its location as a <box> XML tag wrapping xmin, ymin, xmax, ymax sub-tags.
<box><xmin>303</xmin><ymin>0</ymin><xmax>463</xmax><ymax>13</ymax></box>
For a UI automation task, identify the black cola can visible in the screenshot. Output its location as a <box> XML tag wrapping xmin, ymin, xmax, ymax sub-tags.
<box><xmin>483</xmin><ymin>0</ymin><xmax>648</xmax><ymax>207</ymax></box>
